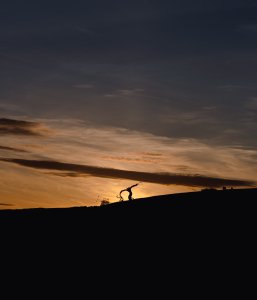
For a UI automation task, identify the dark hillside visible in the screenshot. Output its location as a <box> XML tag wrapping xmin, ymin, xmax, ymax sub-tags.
<box><xmin>1</xmin><ymin>188</ymin><xmax>256</xmax><ymax>229</ymax></box>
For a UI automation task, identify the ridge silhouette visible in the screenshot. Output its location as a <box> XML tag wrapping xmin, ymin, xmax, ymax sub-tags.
<box><xmin>118</xmin><ymin>183</ymin><xmax>140</xmax><ymax>201</ymax></box>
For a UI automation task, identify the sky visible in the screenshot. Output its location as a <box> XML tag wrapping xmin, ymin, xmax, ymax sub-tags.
<box><xmin>0</xmin><ymin>0</ymin><xmax>257</xmax><ymax>209</ymax></box>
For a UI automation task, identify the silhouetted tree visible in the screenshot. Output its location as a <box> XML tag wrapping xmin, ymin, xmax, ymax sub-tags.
<box><xmin>119</xmin><ymin>183</ymin><xmax>140</xmax><ymax>201</ymax></box>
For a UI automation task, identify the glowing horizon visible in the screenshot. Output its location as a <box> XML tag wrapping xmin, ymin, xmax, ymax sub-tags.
<box><xmin>0</xmin><ymin>117</ymin><xmax>256</xmax><ymax>209</ymax></box>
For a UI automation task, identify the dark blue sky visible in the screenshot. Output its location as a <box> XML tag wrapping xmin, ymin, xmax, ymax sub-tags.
<box><xmin>1</xmin><ymin>0</ymin><xmax>257</xmax><ymax>145</ymax></box>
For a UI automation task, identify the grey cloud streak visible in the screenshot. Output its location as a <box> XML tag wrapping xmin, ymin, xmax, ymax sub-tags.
<box><xmin>1</xmin><ymin>158</ymin><xmax>255</xmax><ymax>188</ymax></box>
<box><xmin>0</xmin><ymin>118</ymin><xmax>50</xmax><ymax>136</ymax></box>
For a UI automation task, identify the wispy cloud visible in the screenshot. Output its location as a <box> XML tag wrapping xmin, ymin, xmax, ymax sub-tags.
<box><xmin>104</xmin><ymin>88</ymin><xmax>144</xmax><ymax>98</ymax></box>
<box><xmin>217</xmin><ymin>85</ymin><xmax>257</xmax><ymax>91</ymax></box>
<box><xmin>0</xmin><ymin>103</ymin><xmax>23</xmax><ymax>113</ymax></box>
<box><xmin>102</xmin><ymin>155</ymin><xmax>158</xmax><ymax>163</ymax></box>
<box><xmin>74</xmin><ymin>26</ymin><xmax>96</xmax><ymax>37</ymax></box>
<box><xmin>72</xmin><ymin>84</ymin><xmax>95</xmax><ymax>89</ymax></box>
<box><xmin>164</xmin><ymin>110</ymin><xmax>216</xmax><ymax>125</ymax></box>
<box><xmin>0</xmin><ymin>145</ymin><xmax>29</xmax><ymax>153</ymax></box>
<box><xmin>238</xmin><ymin>24</ymin><xmax>257</xmax><ymax>33</ymax></box>
<box><xmin>0</xmin><ymin>203</ymin><xmax>13</xmax><ymax>207</ymax></box>
<box><xmin>0</xmin><ymin>118</ymin><xmax>51</xmax><ymax>136</ymax></box>
<box><xmin>1</xmin><ymin>158</ymin><xmax>254</xmax><ymax>188</ymax></box>
<box><xmin>247</xmin><ymin>97</ymin><xmax>257</xmax><ymax>110</ymax></box>
<box><xmin>118</xmin><ymin>89</ymin><xmax>144</xmax><ymax>96</ymax></box>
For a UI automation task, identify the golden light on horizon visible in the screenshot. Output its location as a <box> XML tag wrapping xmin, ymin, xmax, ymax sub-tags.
<box><xmin>0</xmin><ymin>117</ymin><xmax>256</xmax><ymax>209</ymax></box>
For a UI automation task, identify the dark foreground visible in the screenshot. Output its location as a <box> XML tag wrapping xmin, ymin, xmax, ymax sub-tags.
<box><xmin>1</xmin><ymin>188</ymin><xmax>256</xmax><ymax>285</ymax></box>
<box><xmin>1</xmin><ymin>188</ymin><xmax>256</xmax><ymax>230</ymax></box>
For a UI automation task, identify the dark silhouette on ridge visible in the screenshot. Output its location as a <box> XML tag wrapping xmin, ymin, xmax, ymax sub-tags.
<box><xmin>1</xmin><ymin>188</ymin><xmax>257</xmax><ymax>243</ymax></box>
<box><xmin>119</xmin><ymin>183</ymin><xmax>140</xmax><ymax>201</ymax></box>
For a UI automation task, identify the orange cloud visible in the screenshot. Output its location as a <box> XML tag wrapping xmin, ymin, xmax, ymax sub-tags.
<box><xmin>0</xmin><ymin>145</ymin><xmax>29</xmax><ymax>153</ymax></box>
<box><xmin>102</xmin><ymin>155</ymin><xmax>157</xmax><ymax>163</ymax></box>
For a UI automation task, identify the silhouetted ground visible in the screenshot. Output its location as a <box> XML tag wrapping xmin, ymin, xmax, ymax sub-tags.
<box><xmin>1</xmin><ymin>188</ymin><xmax>256</xmax><ymax>286</ymax></box>
<box><xmin>1</xmin><ymin>188</ymin><xmax>256</xmax><ymax>229</ymax></box>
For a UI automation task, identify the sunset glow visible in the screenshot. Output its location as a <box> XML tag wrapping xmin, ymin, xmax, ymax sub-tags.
<box><xmin>1</xmin><ymin>1</ymin><xmax>257</xmax><ymax>209</ymax></box>
<box><xmin>0</xmin><ymin>118</ymin><xmax>256</xmax><ymax>209</ymax></box>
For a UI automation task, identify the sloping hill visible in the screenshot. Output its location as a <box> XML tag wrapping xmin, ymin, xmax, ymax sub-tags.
<box><xmin>1</xmin><ymin>188</ymin><xmax>256</xmax><ymax>263</ymax></box>
<box><xmin>1</xmin><ymin>188</ymin><xmax>256</xmax><ymax>223</ymax></box>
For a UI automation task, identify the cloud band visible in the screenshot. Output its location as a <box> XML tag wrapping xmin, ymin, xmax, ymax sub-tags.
<box><xmin>1</xmin><ymin>158</ymin><xmax>254</xmax><ymax>188</ymax></box>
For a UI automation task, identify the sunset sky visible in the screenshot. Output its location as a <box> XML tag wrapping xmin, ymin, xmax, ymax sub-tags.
<box><xmin>1</xmin><ymin>0</ymin><xmax>257</xmax><ymax>209</ymax></box>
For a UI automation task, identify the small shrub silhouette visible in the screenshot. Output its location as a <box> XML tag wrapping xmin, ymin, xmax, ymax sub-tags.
<box><xmin>100</xmin><ymin>199</ymin><xmax>110</xmax><ymax>206</ymax></box>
